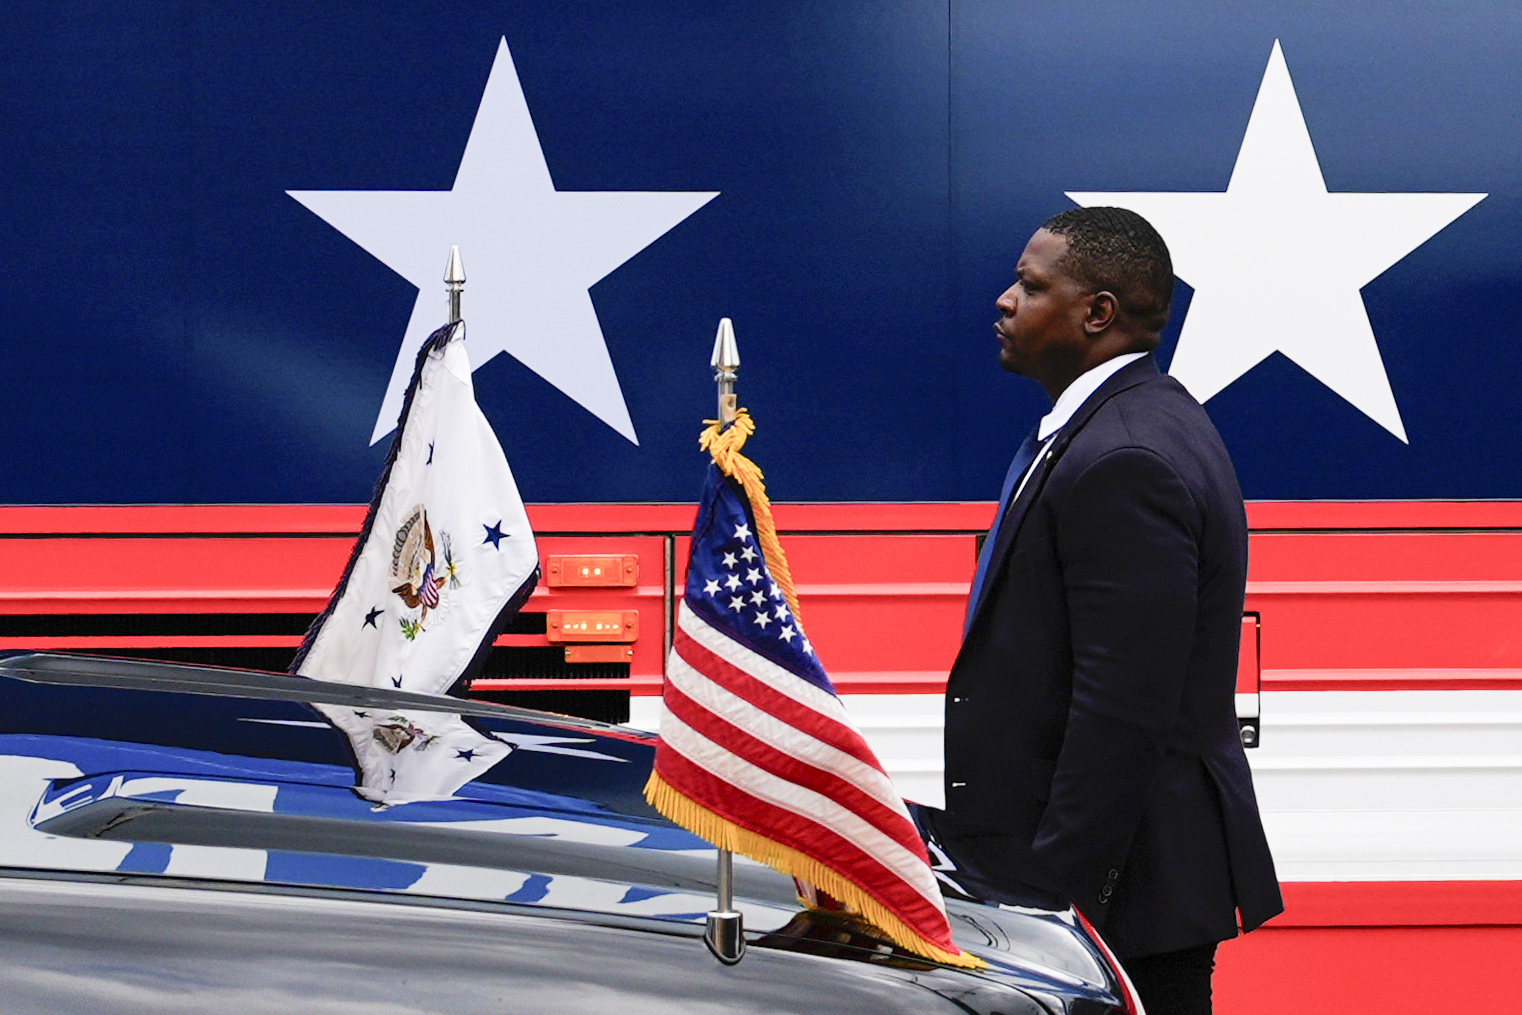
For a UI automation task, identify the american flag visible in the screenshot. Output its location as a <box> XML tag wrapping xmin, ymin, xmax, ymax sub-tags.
<box><xmin>645</xmin><ymin>418</ymin><xmax>976</xmax><ymax>967</ymax></box>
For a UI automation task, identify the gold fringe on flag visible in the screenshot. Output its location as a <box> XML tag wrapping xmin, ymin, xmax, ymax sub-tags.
<box><xmin>645</xmin><ymin>770</ymin><xmax>982</xmax><ymax>968</ymax></box>
<box><xmin>698</xmin><ymin>408</ymin><xmax>805</xmax><ymax>629</ymax></box>
<box><xmin>646</xmin><ymin>409</ymin><xmax>984</xmax><ymax>970</ymax></box>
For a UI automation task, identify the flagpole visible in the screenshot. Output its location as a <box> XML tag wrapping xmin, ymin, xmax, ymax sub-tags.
<box><xmin>711</xmin><ymin>317</ymin><xmax>739</xmax><ymax>426</ymax></box>
<box><xmin>445</xmin><ymin>245</ymin><xmax>465</xmax><ymax>324</ymax></box>
<box><xmin>704</xmin><ymin>317</ymin><xmax>745</xmax><ymax>965</ymax></box>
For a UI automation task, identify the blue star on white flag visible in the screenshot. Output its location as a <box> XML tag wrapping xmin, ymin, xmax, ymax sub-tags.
<box><xmin>289</xmin><ymin>38</ymin><xmax>719</xmax><ymax>446</ymax></box>
<box><xmin>325</xmin><ymin>705</ymin><xmax>516</xmax><ymax>805</ymax></box>
<box><xmin>293</xmin><ymin>321</ymin><xmax>539</xmax><ymax>802</ymax></box>
<box><xmin>293</xmin><ymin>321</ymin><xmax>538</xmax><ymax>692</ymax></box>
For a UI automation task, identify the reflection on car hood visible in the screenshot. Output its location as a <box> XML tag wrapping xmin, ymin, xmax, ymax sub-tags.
<box><xmin>0</xmin><ymin>652</ymin><xmax>1121</xmax><ymax>1008</ymax></box>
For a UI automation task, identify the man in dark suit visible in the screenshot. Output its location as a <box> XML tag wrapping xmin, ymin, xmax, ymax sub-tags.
<box><xmin>940</xmin><ymin>207</ymin><xmax>1281</xmax><ymax>1014</ymax></box>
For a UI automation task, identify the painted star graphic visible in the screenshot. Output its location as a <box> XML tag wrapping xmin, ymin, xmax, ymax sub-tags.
<box><xmin>455</xmin><ymin>748</ymin><xmax>477</xmax><ymax>762</ymax></box>
<box><xmin>486</xmin><ymin>731</ymin><xmax>623</xmax><ymax>762</ymax></box>
<box><xmin>289</xmin><ymin>37</ymin><xmax>719</xmax><ymax>445</ymax></box>
<box><xmin>482</xmin><ymin>521</ymin><xmax>506</xmax><ymax>549</ymax></box>
<box><xmin>362</xmin><ymin>607</ymin><xmax>383</xmax><ymax>628</ymax></box>
<box><xmin>1069</xmin><ymin>40</ymin><xmax>1484</xmax><ymax>442</ymax></box>
<box><xmin>702</xmin><ymin>579</ymin><xmax>721</xmax><ymax>595</ymax></box>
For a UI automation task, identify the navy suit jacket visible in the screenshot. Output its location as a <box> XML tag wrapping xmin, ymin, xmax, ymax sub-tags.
<box><xmin>940</xmin><ymin>354</ymin><xmax>1282</xmax><ymax>960</ymax></box>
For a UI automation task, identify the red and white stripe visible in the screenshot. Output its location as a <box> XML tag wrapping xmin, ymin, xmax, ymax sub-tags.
<box><xmin>656</xmin><ymin>604</ymin><xmax>955</xmax><ymax>944</ymax></box>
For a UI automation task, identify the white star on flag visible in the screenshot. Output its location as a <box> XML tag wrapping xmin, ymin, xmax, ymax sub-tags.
<box><xmin>288</xmin><ymin>37</ymin><xmax>718</xmax><ymax>446</ymax></box>
<box><xmin>647</xmin><ymin>407</ymin><xmax>980</xmax><ymax>968</ymax></box>
<box><xmin>1068</xmin><ymin>40</ymin><xmax>1484</xmax><ymax>443</ymax></box>
<box><xmin>702</xmin><ymin>579</ymin><xmax>720</xmax><ymax>595</ymax></box>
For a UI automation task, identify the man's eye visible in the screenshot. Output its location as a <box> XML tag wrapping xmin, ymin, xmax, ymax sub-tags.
<box><xmin>1021</xmin><ymin>279</ymin><xmax>1039</xmax><ymax>294</ymax></box>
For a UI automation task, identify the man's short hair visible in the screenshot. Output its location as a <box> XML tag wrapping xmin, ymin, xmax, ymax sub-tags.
<box><xmin>1041</xmin><ymin>207</ymin><xmax>1174</xmax><ymax>334</ymax></box>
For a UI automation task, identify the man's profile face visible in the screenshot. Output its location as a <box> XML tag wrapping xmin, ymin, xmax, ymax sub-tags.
<box><xmin>993</xmin><ymin>229</ymin><xmax>1091</xmax><ymax>385</ymax></box>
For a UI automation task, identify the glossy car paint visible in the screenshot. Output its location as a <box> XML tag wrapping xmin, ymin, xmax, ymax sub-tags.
<box><xmin>0</xmin><ymin>878</ymin><xmax>1048</xmax><ymax>1015</ymax></box>
<box><xmin>0</xmin><ymin>653</ymin><xmax>1126</xmax><ymax>1014</ymax></box>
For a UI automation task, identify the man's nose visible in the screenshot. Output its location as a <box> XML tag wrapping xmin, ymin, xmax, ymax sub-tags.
<box><xmin>996</xmin><ymin>285</ymin><xmax>1019</xmax><ymax>315</ymax></box>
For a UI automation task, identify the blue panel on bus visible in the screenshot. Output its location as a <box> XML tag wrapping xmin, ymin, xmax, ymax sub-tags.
<box><xmin>0</xmin><ymin>2</ymin><xmax>1516</xmax><ymax>503</ymax></box>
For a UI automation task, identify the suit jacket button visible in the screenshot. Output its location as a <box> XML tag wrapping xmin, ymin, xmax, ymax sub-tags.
<box><xmin>1100</xmin><ymin>885</ymin><xmax>1113</xmax><ymax>898</ymax></box>
<box><xmin>1107</xmin><ymin>869</ymin><xmax>1119</xmax><ymax>881</ymax></box>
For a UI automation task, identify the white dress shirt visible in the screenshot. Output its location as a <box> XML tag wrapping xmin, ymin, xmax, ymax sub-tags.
<box><xmin>1009</xmin><ymin>352</ymin><xmax>1148</xmax><ymax>505</ymax></box>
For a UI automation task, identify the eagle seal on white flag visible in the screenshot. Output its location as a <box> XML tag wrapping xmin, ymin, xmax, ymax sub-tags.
<box><xmin>292</xmin><ymin>320</ymin><xmax>538</xmax><ymax>802</ymax></box>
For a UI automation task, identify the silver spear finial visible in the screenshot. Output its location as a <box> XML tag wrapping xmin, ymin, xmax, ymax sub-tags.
<box><xmin>703</xmin><ymin>315</ymin><xmax>745</xmax><ymax>965</ymax></box>
<box><xmin>710</xmin><ymin>317</ymin><xmax>740</xmax><ymax>425</ymax></box>
<box><xmin>445</xmin><ymin>246</ymin><xmax>466</xmax><ymax>324</ymax></box>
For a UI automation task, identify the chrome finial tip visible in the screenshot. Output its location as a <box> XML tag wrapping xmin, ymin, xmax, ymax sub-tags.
<box><xmin>445</xmin><ymin>245</ymin><xmax>466</xmax><ymax>285</ymax></box>
<box><xmin>710</xmin><ymin>317</ymin><xmax>739</xmax><ymax>373</ymax></box>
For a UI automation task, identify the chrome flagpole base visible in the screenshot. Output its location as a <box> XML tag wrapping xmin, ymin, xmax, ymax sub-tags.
<box><xmin>705</xmin><ymin>846</ymin><xmax>745</xmax><ymax>964</ymax></box>
<box><xmin>704</xmin><ymin>909</ymin><xmax>745</xmax><ymax>965</ymax></box>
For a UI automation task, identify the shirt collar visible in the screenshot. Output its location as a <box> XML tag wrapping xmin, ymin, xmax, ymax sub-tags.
<box><xmin>1037</xmin><ymin>352</ymin><xmax>1148</xmax><ymax>440</ymax></box>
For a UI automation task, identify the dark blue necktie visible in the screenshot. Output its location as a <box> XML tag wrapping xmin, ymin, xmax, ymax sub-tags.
<box><xmin>965</xmin><ymin>427</ymin><xmax>1044</xmax><ymax>632</ymax></box>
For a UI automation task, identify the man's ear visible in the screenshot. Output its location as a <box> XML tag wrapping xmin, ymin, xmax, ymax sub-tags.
<box><xmin>1084</xmin><ymin>291</ymin><xmax>1119</xmax><ymax>335</ymax></box>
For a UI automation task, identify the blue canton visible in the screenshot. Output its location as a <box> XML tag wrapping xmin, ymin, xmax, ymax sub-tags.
<box><xmin>683</xmin><ymin>466</ymin><xmax>836</xmax><ymax>695</ymax></box>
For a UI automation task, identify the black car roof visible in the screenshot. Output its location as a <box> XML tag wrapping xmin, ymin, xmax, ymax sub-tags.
<box><xmin>0</xmin><ymin>652</ymin><xmax>1119</xmax><ymax>1006</ymax></box>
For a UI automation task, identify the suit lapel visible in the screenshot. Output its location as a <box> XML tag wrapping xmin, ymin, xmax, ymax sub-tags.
<box><xmin>965</xmin><ymin>355</ymin><xmax>1161</xmax><ymax>636</ymax></box>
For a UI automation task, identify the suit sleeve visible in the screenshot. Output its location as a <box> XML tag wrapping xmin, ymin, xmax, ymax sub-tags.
<box><xmin>1033</xmin><ymin>445</ymin><xmax>1200</xmax><ymax>927</ymax></box>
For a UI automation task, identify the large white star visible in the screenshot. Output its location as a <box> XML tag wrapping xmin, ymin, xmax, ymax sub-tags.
<box><xmin>1069</xmin><ymin>41</ymin><xmax>1484</xmax><ymax>442</ymax></box>
<box><xmin>289</xmin><ymin>38</ymin><xmax>719</xmax><ymax>444</ymax></box>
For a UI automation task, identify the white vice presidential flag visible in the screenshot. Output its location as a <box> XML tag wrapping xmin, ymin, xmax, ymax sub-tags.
<box><xmin>293</xmin><ymin>320</ymin><xmax>539</xmax><ymax>802</ymax></box>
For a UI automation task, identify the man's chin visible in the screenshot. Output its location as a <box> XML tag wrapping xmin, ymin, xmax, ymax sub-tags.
<box><xmin>997</xmin><ymin>349</ymin><xmax>1025</xmax><ymax>375</ymax></box>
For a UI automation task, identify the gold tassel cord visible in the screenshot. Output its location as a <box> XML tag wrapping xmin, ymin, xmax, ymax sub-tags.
<box><xmin>699</xmin><ymin>409</ymin><xmax>805</xmax><ymax>629</ymax></box>
<box><xmin>671</xmin><ymin>409</ymin><xmax>983</xmax><ymax>970</ymax></box>
<box><xmin>645</xmin><ymin>771</ymin><xmax>983</xmax><ymax>969</ymax></box>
